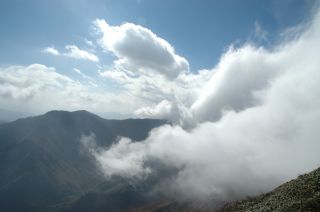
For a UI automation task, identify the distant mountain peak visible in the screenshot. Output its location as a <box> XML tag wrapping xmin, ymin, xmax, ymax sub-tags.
<box><xmin>43</xmin><ymin>110</ymin><xmax>101</xmax><ymax>120</ymax></box>
<box><xmin>45</xmin><ymin>110</ymin><xmax>93</xmax><ymax>116</ymax></box>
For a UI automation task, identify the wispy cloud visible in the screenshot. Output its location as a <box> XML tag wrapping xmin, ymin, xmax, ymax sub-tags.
<box><xmin>65</xmin><ymin>45</ymin><xmax>99</xmax><ymax>62</ymax></box>
<box><xmin>42</xmin><ymin>45</ymin><xmax>99</xmax><ymax>62</ymax></box>
<box><xmin>253</xmin><ymin>21</ymin><xmax>268</xmax><ymax>42</ymax></box>
<box><xmin>42</xmin><ymin>47</ymin><xmax>59</xmax><ymax>55</ymax></box>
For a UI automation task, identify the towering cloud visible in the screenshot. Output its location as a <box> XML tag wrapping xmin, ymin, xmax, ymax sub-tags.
<box><xmin>88</xmin><ymin>8</ymin><xmax>320</xmax><ymax>202</ymax></box>
<box><xmin>94</xmin><ymin>19</ymin><xmax>189</xmax><ymax>79</ymax></box>
<box><xmin>190</xmin><ymin>45</ymin><xmax>279</xmax><ymax>123</ymax></box>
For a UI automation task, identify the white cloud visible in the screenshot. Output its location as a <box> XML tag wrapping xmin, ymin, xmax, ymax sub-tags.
<box><xmin>73</xmin><ymin>68</ymin><xmax>94</xmax><ymax>82</ymax></box>
<box><xmin>100</xmin><ymin>69</ymin><xmax>196</xmax><ymax>114</ymax></box>
<box><xmin>94</xmin><ymin>19</ymin><xmax>189</xmax><ymax>79</ymax></box>
<box><xmin>84</xmin><ymin>38</ymin><xmax>94</xmax><ymax>47</ymax></box>
<box><xmin>65</xmin><ymin>45</ymin><xmax>99</xmax><ymax>62</ymax></box>
<box><xmin>0</xmin><ymin>64</ymin><xmax>73</xmax><ymax>100</ymax></box>
<box><xmin>134</xmin><ymin>100</ymin><xmax>175</xmax><ymax>119</ymax></box>
<box><xmin>99</xmin><ymin>68</ymin><xmax>135</xmax><ymax>84</ymax></box>
<box><xmin>93</xmin><ymin>20</ymin><xmax>216</xmax><ymax>121</ymax></box>
<box><xmin>89</xmin><ymin>8</ymin><xmax>320</xmax><ymax>203</ymax></box>
<box><xmin>94</xmin><ymin>137</ymin><xmax>151</xmax><ymax>179</ymax></box>
<box><xmin>98</xmin><ymin>63</ymin><xmax>212</xmax><ymax>125</ymax></box>
<box><xmin>73</xmin><ymin>68</ymin><xmax>82</xmax><ymax>75</ymax></box>
<box><xmin>134</xmin><ymin>100</ymin><xmax>193</xmax><ymax>126</ymax></box>
<box><xmin>0</xmin><ymin>64</ymin><xmax>135</xmax><ymax>114</ymax></box>
<box><xmin>42</xmin><ymin>47</ymin><xmax>59</xmax><ymax>55</ymax></box>
<box><xmin>42</xmin><ymin>45</ymin><xmax>99</xmax><ymax>62</ymax></box>
<box><xmin>190</xmin><ymin>45</ymin><xmax>280</xmax><ymax>123</ymax></box>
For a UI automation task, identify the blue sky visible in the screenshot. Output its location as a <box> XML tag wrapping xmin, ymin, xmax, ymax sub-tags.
<box><xmin>0</xmin><ymin>0</ymin><xmax>317</xmax><ymax>117</ymax></box>
<box><xmin>0</xmin><ymin>0</ymin><xmax>314</xmax><ymax>71</ymax></box>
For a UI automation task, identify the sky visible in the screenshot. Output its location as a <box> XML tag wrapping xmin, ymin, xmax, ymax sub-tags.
<box><xmin>0</xmin><ymin>0</ymin><xmax>316</xmax><ymax>117</ymax></box>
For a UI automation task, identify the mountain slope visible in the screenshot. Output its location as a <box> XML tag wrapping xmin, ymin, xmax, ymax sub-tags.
<box><xmin>121</xmin><ymin>167</ymin><xmax>320</xmax><ymax>212</ymax></box>
<box><xmin>0</xmin><ymin>110</ymin><xmax>166</xmax><ymax>212</ymax></box>
<box><xmin>45</xmin><ymin>158</ymin><xmax>182</xmax><ymax>212</ymax></box>
<box><xmin>219</xmin><ymin>167</ymin><xmax>320</xmax><ymax>212</ymax></box>
<box><xmin>87</xmin><ymin>167</ymin><xmax>319</xmax><ymax>212</ymax></box>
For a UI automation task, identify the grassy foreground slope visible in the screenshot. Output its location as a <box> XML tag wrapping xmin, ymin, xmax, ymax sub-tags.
<box><xmin>219</xmin><ymin>167</ymin><xmax>320</xmax><ymax>212</ymax></box>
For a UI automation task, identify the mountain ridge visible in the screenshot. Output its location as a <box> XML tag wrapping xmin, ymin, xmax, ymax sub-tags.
<box><xmin>0</xmin><ymin>110</ymin><xmax>167</xmax><ymax>212</ymax></box>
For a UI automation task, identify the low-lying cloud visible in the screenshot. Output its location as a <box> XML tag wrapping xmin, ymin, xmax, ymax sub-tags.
<box><xmin>86</xmin><ymin>8</ymin><xmax>320</xmax><ymax>203</ymax></box>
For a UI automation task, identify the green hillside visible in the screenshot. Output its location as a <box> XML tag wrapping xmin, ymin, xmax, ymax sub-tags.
<box><xmin>219</xmin><ymin>167</ymin><xmax>320</xmax><ymax>212</ymax></box>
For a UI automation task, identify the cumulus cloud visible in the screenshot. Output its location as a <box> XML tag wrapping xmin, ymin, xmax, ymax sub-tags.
<box><xmin>0</xmin><ymin>64</ymin><xmax>134</xmax><ymax>114</ymax></box>
<box><xmin>88</xmin><ymin>8</ymin><xmax>320</xmax><ymax>203</ymax></box>
<box><xmin>135</xmin><ymin>100</ymin><xmax>176</xmax><ymax>120</ymax></box>
<box><xmin>0</xmin><ymin>64</ymin><xmax>73</xmax><ymax>100</ymax></box>
<box><xmin>132</xmin><ymin>42</ymin><xmax>287</xmax><ymax>125</ymax></box>
<box><xmin>190</xmin><ymin>45</ymin><xmax>280</xmax><ymax>123</ymax></box>
<box><xmin>94</xmin><ymin>19</ymin><xmax>189</xmax><ymax>79</ymax></box>
<box><xmin>99</xmin><ymin>68</ymin><xmax>207</xmax><ymax>118</ymax></box>
<box><xmin>134</xmin><ymin>100</ymin><xmax>193</xmax><ymax>126</ymax></box>
<box><xmin>98</xmin><ymin>65</ymin><xmax>212</xmax><ymax>125</ymax></box>
<box><xmin>96</xmin><ymin>138</ymin><xmax>152</xmax><ymax>179</ymax></box>
<box><xmin>43</xmin><ymin>45</ymin><xmax>99</xmax><ymax>62</ymax></box>
<box><xmin>93</xmin><ymin>20</ymin><xmax>216</xmax><ymax>120</ymax></box>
